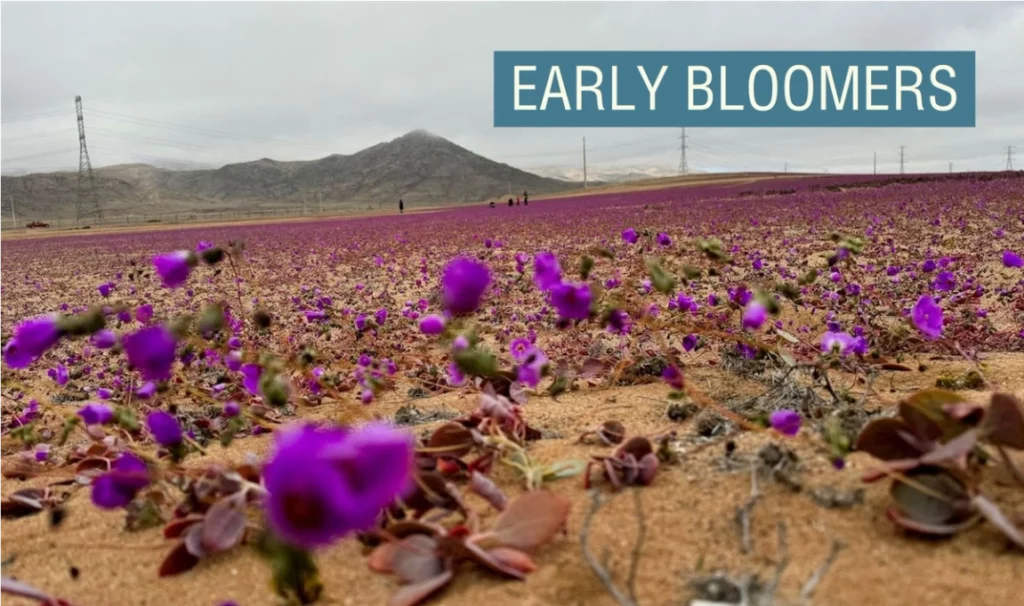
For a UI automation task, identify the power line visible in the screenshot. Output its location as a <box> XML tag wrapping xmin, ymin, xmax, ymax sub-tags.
<box><xmin>0</xmin><ymin>108</ymin><xmax>70</xmax><ymax>124</ymax></box>
<box><xmin>899</xmin><ymin>145</ymin><xmax>906</xmax><ymax>174</ymax></box>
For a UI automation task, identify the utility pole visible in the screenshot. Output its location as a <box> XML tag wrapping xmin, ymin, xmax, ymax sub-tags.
<box><xmin>1007</xmin><ymin>146</ymin><xmax>1015</xmax><ymax>171</ymax></box>
<box><xmin>873</xmin><ymin>152</ymin><xmax>877</xmax><ymax>175</ymax></box>
<box><xmin>9</xmin><ymin>194</ymin><xmax>16</xmax><ymax>229</ymax></box>
<box><xmin>784</xmin><ymin>162</ymin><xmax>788</xmax><ymax>174</ymax></box>
<box><xmin>75</xmin><ymin>95</ymin><xmax>101</xmax><ymax>223</ymax></box>
<box><xmin>899</xmin><ymin>145</ymin><xmax>906</xmax><ymax>174</ymax></box>
<box><xmin>949</xmin><ymin>162</ymin><xmax>953</xmax><ymax>174</ymax></box>
<box><xmin>582</xmin><ymin>136</ymin><xmax>588</xmax><ymax>188</ymax></box>
<box><xmin>678</xmin><ymin>127</ymin><xmax>688</xmax><ymax>175</ymax></box>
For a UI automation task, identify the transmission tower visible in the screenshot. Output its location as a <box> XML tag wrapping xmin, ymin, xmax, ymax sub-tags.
<box><xmin>899</xmin><ymin>146</ymin><xmax>906</xmax><ymax>175</ymax></box>
<box><xmin>75</xmin><ymin>95</ymin><xmax>101</xmax><ymax>223</ymax></box>
<box><xmin>1007</xmin><ymin>146</ymin><xmax>1015</xmax><ymax>171</ymax></box>
<box><xmin>678</xmin><ymin>128</ymin><xmax>688</xmax><ymax>175</ymax></box>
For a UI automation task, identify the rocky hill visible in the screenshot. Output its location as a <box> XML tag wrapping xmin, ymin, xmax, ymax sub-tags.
<box><xmin>1</xmin><ymin>130</ymin><xmax>584</xmax><ymax>221</ymax></box>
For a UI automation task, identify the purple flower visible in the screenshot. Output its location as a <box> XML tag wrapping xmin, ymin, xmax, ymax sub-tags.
<box><xmin>509</xmin><ymin>337</ymin><xmax>532</xmax><ymax>362</ymax></box>
<box><xmin>921</xmin><ymin>259</ymin><xmax>937</xmax><ymax>273</ymax></box>
<box><xmin>96</xmin><ymin>387</ymin><xmax>113</xmax><ymax>400</ymax></box>
<box><xmin>146</xmin><ymin>410</ymin><xmax>183</xmax><ymax>447</ymax></box>
<box><xmin>225</xmin><ymin>350</ymin><xmax>243</xmax><ymax>372</ymax></box>
<box><xmin>223</xmin><ymin>401</ymin><xmax>240</xmax><ymax>418</ymax></box>
<box><xmin>261</xmin><ymin>421</ymin><xmax>414</xmax><ymax>549</ymax></box>
<box><xmin>912</xmin><ymin>295</ymin><xmax>944</xmax><ymax>340</ymax></box>
<box><xmin>769</xmin><ymin>409</ymin><xmax>801</xmax><ymax>437</ymax></box>
<box><xmin>1003</xmin><ymin>250</ymin><xmax>1024</xmax><ymax>268</ymax></box>
<box><xmin>605</xmin><ymin>309</ymin><xmax>631</xmax><ymax>335</ymax></box>
<box><xmin>49</xmin><ymin>364</ymin><xmax>69</xmax><ymax>386</ymax></box>
<box><xmin>136</xmin><ymin>381</ymin><xmax>156</xmax><ymax>399</ymax></box>
<box><xmin>442</xmin><ymin>258</ymin><xmax>491</xmax><ymax>316</ymax></box>
<box><xmin>932</xmin><ymin>271</ymin><xmax>956</xmax><ymax>292</ymax></box>
<box><xmin>447</xmin><ymin>361</ymin><xmax>465</xmax><ymax>386</ymax></box>
<box><xmin>682</xmin><ymin>334</ymin><xmax>698</xmax><ymax>352</ymax></box>
<box><xmin>91</xmin><ymin>452</ymin><xmax>150</xmax><ymax>509</ymax></box>
<box><xmin>661</xmin><ymin>365</ymin><xmax>684</xmax><ymax>390</ymax></box>
<box><xmin>354</xmin><ymin>314</ymin><xmax>367</xmax><ymax>331</ymax></box>
<box><xmin>241</xmin><ymin>364</ymin><xmax>262</xmax><ymax>395</ymax></box>
<box><xmin>532</xmin><ymin>252</ymin><xmax>562</xmax><ymax>292</ymax></box>
<box><xmin>452</xmin><ymin>335</ymin><xmax>469</xmax><ymax>352</ymax></box>
<box><xmin>516</xmin><ymin>346</ymin><xmax>548</xmax><ymax>389</ymax></box>
<box><xmin>2</xmin><ymin>314</ymin><xmax>62</xmax><ymax>369</ymax></box>
<box><xmin>305</xmin><ymin>310</ymin><xmax>326</xmax><ymax>323</ymax></box>
<box><xmin>549</xmin><ymin>282</ymin><xmax>592</xmax><ymax>321</ymax></box>
<box><xmin>122</xmin><ymin>326</ymin><xmax>178</xmax><ymax>382</ymax></box>
<box><xmin>375</xmin><ymin>308</ymin><xmax>388</xmax><ymax>326</ymax></box>
<box><xmin>196</xmin><ymin>241</ymin><xmax>214</xmax><ymax>252</ymax></box>
<box><xmin>656</xmin><ymin>232</ymin><xmax>672</xmax><ymax>247</ymax></box>
<box><xmin>741</xmin><ymin>301</ymin><xmax>767</xmax><ymax>331</ymax></box>
<box><xmin>621</xmin><ymin>228</ymin><xmax>638</xmax><ymax>244</ymax></box>
<box><xmin>152</xmin><ymin>250</ymin><xmax>196</xmax><ymax>289</ymax></box>
<box><xmin>820</xmin><ymin>331</ymin><xmax>856</xmax><ymax>356</ymax></box>
<box><xmin>98</xmin><ymin>282</ymin><xmax>115</xmax><ymax>297</ymax></box>
<box><xmin>91</xmin><ymin>329</ymin><xmax>117</xmax><ymax>349</ymax></box>
<box><xmin>77</xmin><ymin>403</ymin><xmax>114</xmax><ymax>426</ymax></box>
<box><xmin>419</xmin><ymin>315</ymin><xmax>446</xmax><ymax>335</ymax></box>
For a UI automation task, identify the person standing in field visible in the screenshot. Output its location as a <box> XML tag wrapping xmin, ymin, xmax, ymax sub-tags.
<box><xmin>516</xmin><ymin>196</ymin><xmax>521</xmax><ymax>206</ymax></box>
<box><xmin>399</xmin><ymin>199</ymin><xmax>404</xmax><ymax>214</ymax></box>
<box><xmin>508</xmin><ymin>198</ymin><xmax>513</xmax><ymax>207</ymax></box>
<box><xmin>523</xmin><ymin>190</ymin><xmax>528</xmax><ymax>205</ymax></box>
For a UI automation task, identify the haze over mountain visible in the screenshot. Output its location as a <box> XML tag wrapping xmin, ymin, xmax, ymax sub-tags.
<box><xmin>1</xmin><ymin>130</ymin><xmax>586</xmax><ymax>222</ymax></box>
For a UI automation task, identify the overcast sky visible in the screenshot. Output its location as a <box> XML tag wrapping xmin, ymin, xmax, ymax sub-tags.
<box><xmin>2</xmin><ymin>1</ymin><xmax>1022</xmax><ymax>177</ymax></box>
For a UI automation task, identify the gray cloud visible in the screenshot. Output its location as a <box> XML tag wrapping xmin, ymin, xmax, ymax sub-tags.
<box><xmin>2</xmin><ymin>1</ymin><xmax>1021</xmax><ymax>176</ymax></box>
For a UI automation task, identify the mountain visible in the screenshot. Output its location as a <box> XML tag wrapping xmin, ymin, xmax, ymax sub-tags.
<box><xmin>531</xmin><ymin>165</ymin><xmax>697</xmax><ymax>183</ymax></box>
<box><xmin>1</xmin><ymin>130</ymin><xmax>584</xmax><ymax>222</ymax></box>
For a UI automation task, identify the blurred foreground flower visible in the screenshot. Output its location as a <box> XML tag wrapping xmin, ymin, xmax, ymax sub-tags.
<box><xmin>261</xmin><ymin>421</ymin><xmax>414</xmax><ymax>549</ymax></box>
<box><xmin>123</xmin><ymin>326</ymin><xmax>178</xmax><ymax>382</ymax></box>
<box><xmin>442</xmin><ymin>258</ymin><xmax>491</xmax><ymax>316</ymax></box>
<box><xmin>152</xmin><ymin>250</ymin><xmax>197</xmax><ymax>289</ymax></box>
<box><xmin>2</xmin><ymin>314</ymin><xmax>62</xmax><ymax>369</ymax></box>
<box><xmin>91</xmin><ymin>453</ymin><xmax>151</xmax><ymax>509</ymax></box>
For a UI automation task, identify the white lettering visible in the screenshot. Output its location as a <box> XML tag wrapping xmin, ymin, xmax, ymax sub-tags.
<box><xmin>720</xmin><ymin>66</ymin><xmax>743</xmax><ymax>111</ymax></box>
<box><xmin>821</xmin><ymin>66</ymin><xmax>858</xmax><ymax>111</ymax></box>
<box><xmin>514</xmin><ymin>66</ymin><xmax>537</xmax><ymax>110</ymax></box>
<box><xmin>929</xmin><ymin>65</ymin><xmax>957</xmax><ymax>111</ymax></box>
<box><xmin>866</xmin><ymin>66</ymin><xmax>889</xmax><ymax>110</ymax></box>
<box><xmin>540</xmin><ymin>66</ymin><xmax>571</xmax><ymax>111</ymax></box>
<box><xmin>784</xmin><ymin>65</ymin><xmax>814</xmax><ymax>111</ymax></box>
<box><xmin>638</xmin><ymin>65</ymin><xmax>668</xmax><ymax>111</ymax></box>
<box><xmin>576</xmin><ymin>66</ymin><xmax>604</xmax><ymax>111</ymax></box>
<box><xmin>611</xmin><ymin>66</ymin><xmax>635</xmax><ymax>110</ymax></box>
<box><xmin>895</xmin><ymin>66</ymin><xmax>924</xmax><ymax>111</ymax></box>
<box><xmin>749</xmin><ymin>65</ymin><xmax>778</xmax><ymax>112</ymax></box>
<box><xmin>688</xmin><ymin>66</ymin><xmax>713</xmax><ymax>110</ymax></box>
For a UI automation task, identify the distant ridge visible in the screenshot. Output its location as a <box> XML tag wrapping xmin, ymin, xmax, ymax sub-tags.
<box><xmin>0</xmin><ymin>130</ymin><xmax>587</xmax><ymax>221</ymax></box>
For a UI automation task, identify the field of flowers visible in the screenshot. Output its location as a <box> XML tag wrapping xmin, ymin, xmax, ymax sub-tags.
<box><xmin>2</xmin><ymin>171</ymin><xmax>1023</xmax><ymax>606</ymax></box>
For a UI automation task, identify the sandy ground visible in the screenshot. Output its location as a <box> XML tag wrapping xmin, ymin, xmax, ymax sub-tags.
<box><xmin>3</xmin><ymin>353</ymin><xmax>1023</xmax><ymax>606</ymax></box>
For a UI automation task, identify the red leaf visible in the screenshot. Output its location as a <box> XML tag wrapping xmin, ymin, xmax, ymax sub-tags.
<box><xmin>387</xmin><ymin>570</ymin><xmax>454</xmax><ymax>606</ymax></box>
<box><xmin>972</xmin><ymin>494</ymin><xmax>1024</xmax><ymax>549</ymax></box>
<box><xmin>158</xmin><ymin>542</ymin><xmax>201</xmax><ymax>577</ymax></box>
<box><xmin>201</xmin><ymin>495</ymin><xmax>247</xmax><ymax>553</ymax></box>
<box><xmin>984</xmin><ymin>393</ymin><xmax>1024</xmax><ymax>449</ymax></box>
<box><xmin>427</xmin><ymin>423</ymin><xmax>474</xmax><ymax>459</ymax></box>
<box><xmin>487</xmin><ymin>547</ymin><xmax>537</xmax><ymax>574</ymax></box>
<box><xmin>162</xmin><ymin>515</ymin><xmax>203</xmax><ymax>539</ymax></box>
<box><xmin>886</xmin><ymin>507</ymin><xmax>977</xmax><ymax>536</ymax></box>
<box><xmin>368</xmin><ymin>542</ymin><xmax>400</xmax><ymax>574</ymax></box>
<box><xmin>469</xmin><ymin>471</ymin><xmax>508</xmax><ymax>511</ymax></box>
<box><xmin>391</xmin><ymin>535</ymin><xmax>443</xmax><ymax>584</ymax></box>
<box><xmin>487</xmin><ymin>490</ymin><xmax>572</xmax><ymax>551</ymax></box>
<box><xmin>459</xmin><ymin>539</ymin><xmax>528</xmax><ymax>580</ymax></box>
<box><xmin>855</xmin><ymin>419</ymin><xmax>923</xmax><ymax>461</ymax></box>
